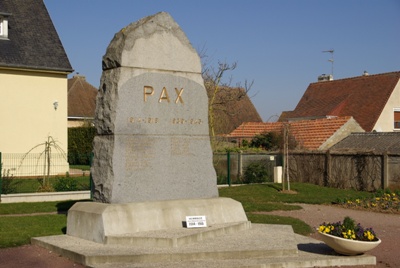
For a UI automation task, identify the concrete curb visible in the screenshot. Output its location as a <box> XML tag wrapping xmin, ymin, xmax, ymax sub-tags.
<box><xmin>0</xmin><ymin>191</ymin><xmax>90</xmax><ymax>203</ymax></box>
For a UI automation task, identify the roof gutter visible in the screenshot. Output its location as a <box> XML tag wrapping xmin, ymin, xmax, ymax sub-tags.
<box><xmin>0</xmin><ymin>64</ymin><xmax>74</xmax><ymax>74</ymax></box>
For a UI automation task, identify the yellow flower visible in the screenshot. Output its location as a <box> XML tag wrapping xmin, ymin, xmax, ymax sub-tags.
<box><xmin>364</xmin><ymin>231</ymin><xmax>375</xmax><ymax>241</ymax></box>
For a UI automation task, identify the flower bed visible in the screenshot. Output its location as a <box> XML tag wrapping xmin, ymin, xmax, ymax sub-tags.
<box><xmin>334</xmin><ymin>191</ymin><xmax>400</xmax><ymax>214</ymax></box>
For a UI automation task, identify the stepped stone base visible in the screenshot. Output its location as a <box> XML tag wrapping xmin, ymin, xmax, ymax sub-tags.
<box><xmin>32</xmin><ymin>198</ymin><xmax>376</xmax><ymax>267</ymax></box>
<box><xmin>32</xmin><ymin>224</ymin><xmax>376</xmax><ymax>268</ymax></box>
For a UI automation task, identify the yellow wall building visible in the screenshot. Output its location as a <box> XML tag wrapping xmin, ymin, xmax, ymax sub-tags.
<box><xmin>0</xmin><ymin>1</ymin><xmax>73</xmax><ymax>176</ymax></box>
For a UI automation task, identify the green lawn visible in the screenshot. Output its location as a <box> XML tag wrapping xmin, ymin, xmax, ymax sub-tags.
<box><xmin>0</xmin><ymin>183</ymin><xmax>377</xmax><ymax>248</ymax></box>
<box><xmin>0</xmin><ymin>215</ymin><xmax>67</xmax><ymax>248</ymax></box>
<box><xmin>219</xmin><ymin>183</ymin><xmax>373</xmax><ymax>212</ymax></box>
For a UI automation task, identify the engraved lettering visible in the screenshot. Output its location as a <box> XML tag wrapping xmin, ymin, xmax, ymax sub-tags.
<box><xmin>158</xmin><ymin>87</ymin><xmax>170</xmax><ymax>103</ymax></box>
<box><xmin>143</xmin><ymin>86</ymin><xmax>154</xmax><ymax>102</ymax></box>
<box><xmin>128</xmin><ymin>117</ymin><xmax>159</xmax><ymax>124</ymax></box>
<box><xmin>175</xmin><ymin>88</ymin><xmax>184</xmax><ymax>104</ymax></box>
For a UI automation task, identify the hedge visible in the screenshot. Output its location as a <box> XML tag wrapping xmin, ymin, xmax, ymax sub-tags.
<box><xmin>68</xmin><ymin>127</ymin><xmax>96</xmax><ymax>165</ymax></box>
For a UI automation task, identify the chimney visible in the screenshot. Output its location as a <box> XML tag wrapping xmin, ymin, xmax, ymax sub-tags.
<box><xmin>318</xmin><ymin>74</ymin><xmax>333</xmax><ymax>82</ymax></box>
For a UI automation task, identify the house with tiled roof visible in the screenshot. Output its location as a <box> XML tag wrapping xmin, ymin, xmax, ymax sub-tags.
<box><xmin>68</xmin><ymin>75</ymin><xmax>98</xmax><ymax>127</ymax></box>
<box><xmin>282</xmin><ymin>71</ymin><xmax>400</xmax><ymax>132</ymax></box>
<box><xmin>227</xmin><ymin>116</ymin><xmax>364</xmax><ymax>150</ymax></box>
<box><xmin>0</xmin><ymin>0</ymin><xmax>73</xmax><ymax>176</ymax></box>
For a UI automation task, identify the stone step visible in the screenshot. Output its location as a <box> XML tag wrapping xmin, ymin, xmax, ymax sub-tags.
<box><xmin>32</xmin><ymin>224</ymin><xmax>298</xmax><ymax>267</ymax></box>
<box><xmin>93</xmin><ymin>253</ymin><xmax>377</xmax><ymax>268</ymax></box>
<box><xmin>32</xmin><ymin>224</ymin><xmax>376</xmax><ymax>268</ymax></box>
<box><xmin>104</xmin><ymin>221</ymin><xmax>251</xmax><ymax>247</ymax></box>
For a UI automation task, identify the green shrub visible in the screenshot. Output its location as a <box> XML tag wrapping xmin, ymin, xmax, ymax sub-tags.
<box><xmin>68</xmin><ymin>127</ymin><xmax>96</xmax><ymax>165</ymax></box>
<box><xmin>1</xmin><ymin>169</ymin><xmax>22</xmax><ymax>194</ymax></box>
<box><xmin>53</xmin><ymin>178</ymin><xmax>78</xmax><ymax>192</ymax></box>
<box><xmin>243</xmin><ymin>161</ymin><xmax>269</xmax><ymax>184</ymax></box>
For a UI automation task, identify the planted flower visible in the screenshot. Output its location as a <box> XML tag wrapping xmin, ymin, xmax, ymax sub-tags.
<box><xmin>319</xmin><ymin>216</ymin><xmax>378</xmax><ymax>242</ymax></box>
<box><xmin>318</xmin><ymin>216</ymin><xmax>381</xmax><ymax>255</ymax></box>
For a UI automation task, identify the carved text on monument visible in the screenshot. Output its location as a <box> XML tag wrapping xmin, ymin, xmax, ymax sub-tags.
<box><xmin>143</xmin><ymin>86</ymin><xmax>184</xmax><ymax>104</ymax></box>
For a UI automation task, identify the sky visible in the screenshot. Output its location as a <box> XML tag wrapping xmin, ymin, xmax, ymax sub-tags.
<box><xmin>45</xmin><ymin>0</ymin><xmax>400</xmax><ymax>122</ymax></box>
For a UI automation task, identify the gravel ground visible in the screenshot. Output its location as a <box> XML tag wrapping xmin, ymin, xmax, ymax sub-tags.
<box><xmin>0</xmin><ymin>204</ymin><xmax>398</xmax><ymax>268</ymax></box>
<box><xmin>259</xmin><ymin>203</ymin><xmax>400</xmax><ymax>268</ymax></box>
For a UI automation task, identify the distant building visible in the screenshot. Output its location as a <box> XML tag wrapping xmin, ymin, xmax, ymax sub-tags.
<box><xmin>331</xmin><ymin>132</ymin><xmax>400</xmax><ymax>154</ymax></box>
<box><xmin>281</xmin><ymin>71</ymin><xmax>400</xmax><ymax>132</ymax></box>
<box><xmin>68</xmin><ymin>75</ymin><xmax>98</xmax><ymax>127</ymax></box>
<box><xmin>227</xmin><ymin>116</ymin><xmax>363</xmax><ymax>150</ymax></box>
<box><xmin>206</xmin><ymin>86</ymin><xmax>262</xmax><ymax>135</ymax></box>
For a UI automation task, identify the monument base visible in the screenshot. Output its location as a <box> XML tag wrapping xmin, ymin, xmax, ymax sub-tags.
<box><xmin>67</xmin><ymin>197</ymin><xmax>249</xmax><ymax>244</ymax></box>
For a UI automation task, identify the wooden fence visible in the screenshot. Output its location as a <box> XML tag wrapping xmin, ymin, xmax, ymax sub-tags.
<box><xmin>287</xmin><ymin>151</ymin><xmax>400</xmax><ymax>191</ymax></box>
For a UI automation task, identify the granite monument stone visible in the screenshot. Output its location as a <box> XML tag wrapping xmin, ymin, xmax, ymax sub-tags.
<box><xmin>91</xmin><ymin>12</ymin><xmax>218</xmax><ymax>203</ymax></box>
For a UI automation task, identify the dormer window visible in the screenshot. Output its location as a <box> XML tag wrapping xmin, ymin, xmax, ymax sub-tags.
<box><xmin>0</xmin><ymin>12</ymin><xmax>11</xmax><ymax>39</ymax></box>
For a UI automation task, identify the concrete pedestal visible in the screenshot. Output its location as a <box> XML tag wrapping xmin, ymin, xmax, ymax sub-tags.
<box><xmin>67</xmin><ymin>197</ymin><xmax>248</xmax><ymax>244</ymax></box>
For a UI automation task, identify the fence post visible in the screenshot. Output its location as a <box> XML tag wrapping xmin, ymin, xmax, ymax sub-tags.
<box><xmin>90</xmin><ymin>152</ymin><xmax>94</xmax><ymax>199</ymax></box>
<box><xmin>324</xmin><ymin>150</ymin><xmax>331</xmax><ymax>186</ymax></box>
<box><xmin>238</xmin><ymin>150</ymin><xmax>243</xmax><ymax>180</ymax></box>
<box><xmin>227</xmin><ymin>151</ymin><xmax>231</xmax><ymax>187</ymax></box>
<box><xmin>382</xmin><ymin>152</ymin><xmax>389</xmax><ymax>189</ymax></box>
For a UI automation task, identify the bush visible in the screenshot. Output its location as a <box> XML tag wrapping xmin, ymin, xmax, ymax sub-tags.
<box><xmin>68</xmin><ymin>127</ymin><xmax>96</xmax><ymax>165</ymax></box>
<box><xmin>1</xmin><ymin>169</ymin><xmax>21</xmax><ymax>194</ymax></box>
<box><xmin>53</xmin><ymin>178</ymin><xmax>78</xmax><ymax>192</ymax></box>
<box><xmin>243</xmin><ymin>161</ymin><xmax>269</xmax><ymax>184</ymax></box>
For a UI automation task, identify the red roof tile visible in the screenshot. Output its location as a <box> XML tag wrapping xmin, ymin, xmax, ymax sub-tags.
<box><xmin>286</xmin><ymin>71</ymin><xmax>400</xmax><ymax>132</ymax></box>
<box><xmin>228</xmin><ymin>116</ymin><xmax>357</xmax><ymax>150</ymax></box>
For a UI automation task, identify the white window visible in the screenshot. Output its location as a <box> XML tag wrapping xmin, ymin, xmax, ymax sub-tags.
<box><xmin>0</xmin><ymin>14</ymin><xmax>9</xmax><ymax>39</ymax></box>
<box><xmin>394</xmin><ymin>108</ymin><xmax>400</xmax><ymax>129</ymax></box>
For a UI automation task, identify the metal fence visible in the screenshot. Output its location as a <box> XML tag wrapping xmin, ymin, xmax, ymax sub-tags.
<box><xmin>1</xmin><ymin>152</ymin><xmax>69</xmax><ymax>178</ymax></box>
<box><xmin>213</xmin><ymin>152</ymin><xmax>281</xmax><ymax>185</ymax></box>
<box><xmin>0</xmin><ymin>152</ymin><xmax>91</xmax><ymax>195</ymax></box>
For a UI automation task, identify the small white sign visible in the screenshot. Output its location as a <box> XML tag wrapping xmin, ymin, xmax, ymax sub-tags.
<box><xmin>185</xmin><ymin>215</ymin><xmax>207</xmax><ymax>228</ymax></box>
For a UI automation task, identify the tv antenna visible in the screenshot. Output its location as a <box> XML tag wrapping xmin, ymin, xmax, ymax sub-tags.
<box><xmin>322</xmin><ymin>49</ymin><xmax>334</xmax><ymax>77</ymax></box>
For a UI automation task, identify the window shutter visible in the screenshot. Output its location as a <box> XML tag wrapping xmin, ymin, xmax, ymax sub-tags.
<box><xmin>394</xmin><ymin>111</ymin><xmax>400</xmax><ymax>121</ymax></box>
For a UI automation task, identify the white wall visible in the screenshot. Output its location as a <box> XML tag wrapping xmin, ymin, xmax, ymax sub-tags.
<box><xmin>374</xmin><ymin>80</ymin><xmax>400</xmax><ymax>132</ymax></box>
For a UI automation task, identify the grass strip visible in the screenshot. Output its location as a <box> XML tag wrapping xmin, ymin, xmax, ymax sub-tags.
<box><xmin>247</xmin><ymin>213</ymin><xmax>313</xmax><ymax>236</ymax></box>
<box><xmin>0</xmin><ymin>214</ymin><xmax>66</xmax><ymax>248</ymax></box>
<box><xmin>219</xmin><ymin>183</ymin><xmax>373</xmax><ymax>212</ymax></box>
<box><xmin>0</xmin><ymin>200</ymin><xmax>85</xmax><ymax>215</ymax></box>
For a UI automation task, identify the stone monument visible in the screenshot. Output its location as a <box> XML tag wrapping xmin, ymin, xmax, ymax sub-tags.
<box><xmin>91</xmin><ymin>11</ymin><xmax>218</xmax><ymax>203</ymax></box>
<box><xmin>66</xmin><ymin>12</ymin><xmax>248</xmax><ymax>244</ymax></box>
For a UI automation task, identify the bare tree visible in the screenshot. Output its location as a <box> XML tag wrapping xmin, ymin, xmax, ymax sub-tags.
<box><xmin>201</xmin><ymin>55</ymin><xmax>254</xmax><ymax>148</ymax></box>
<box><xmin>18</xmin><ymin>136</ymin><xmax>67</xmax><ymax>191</ymax></box>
